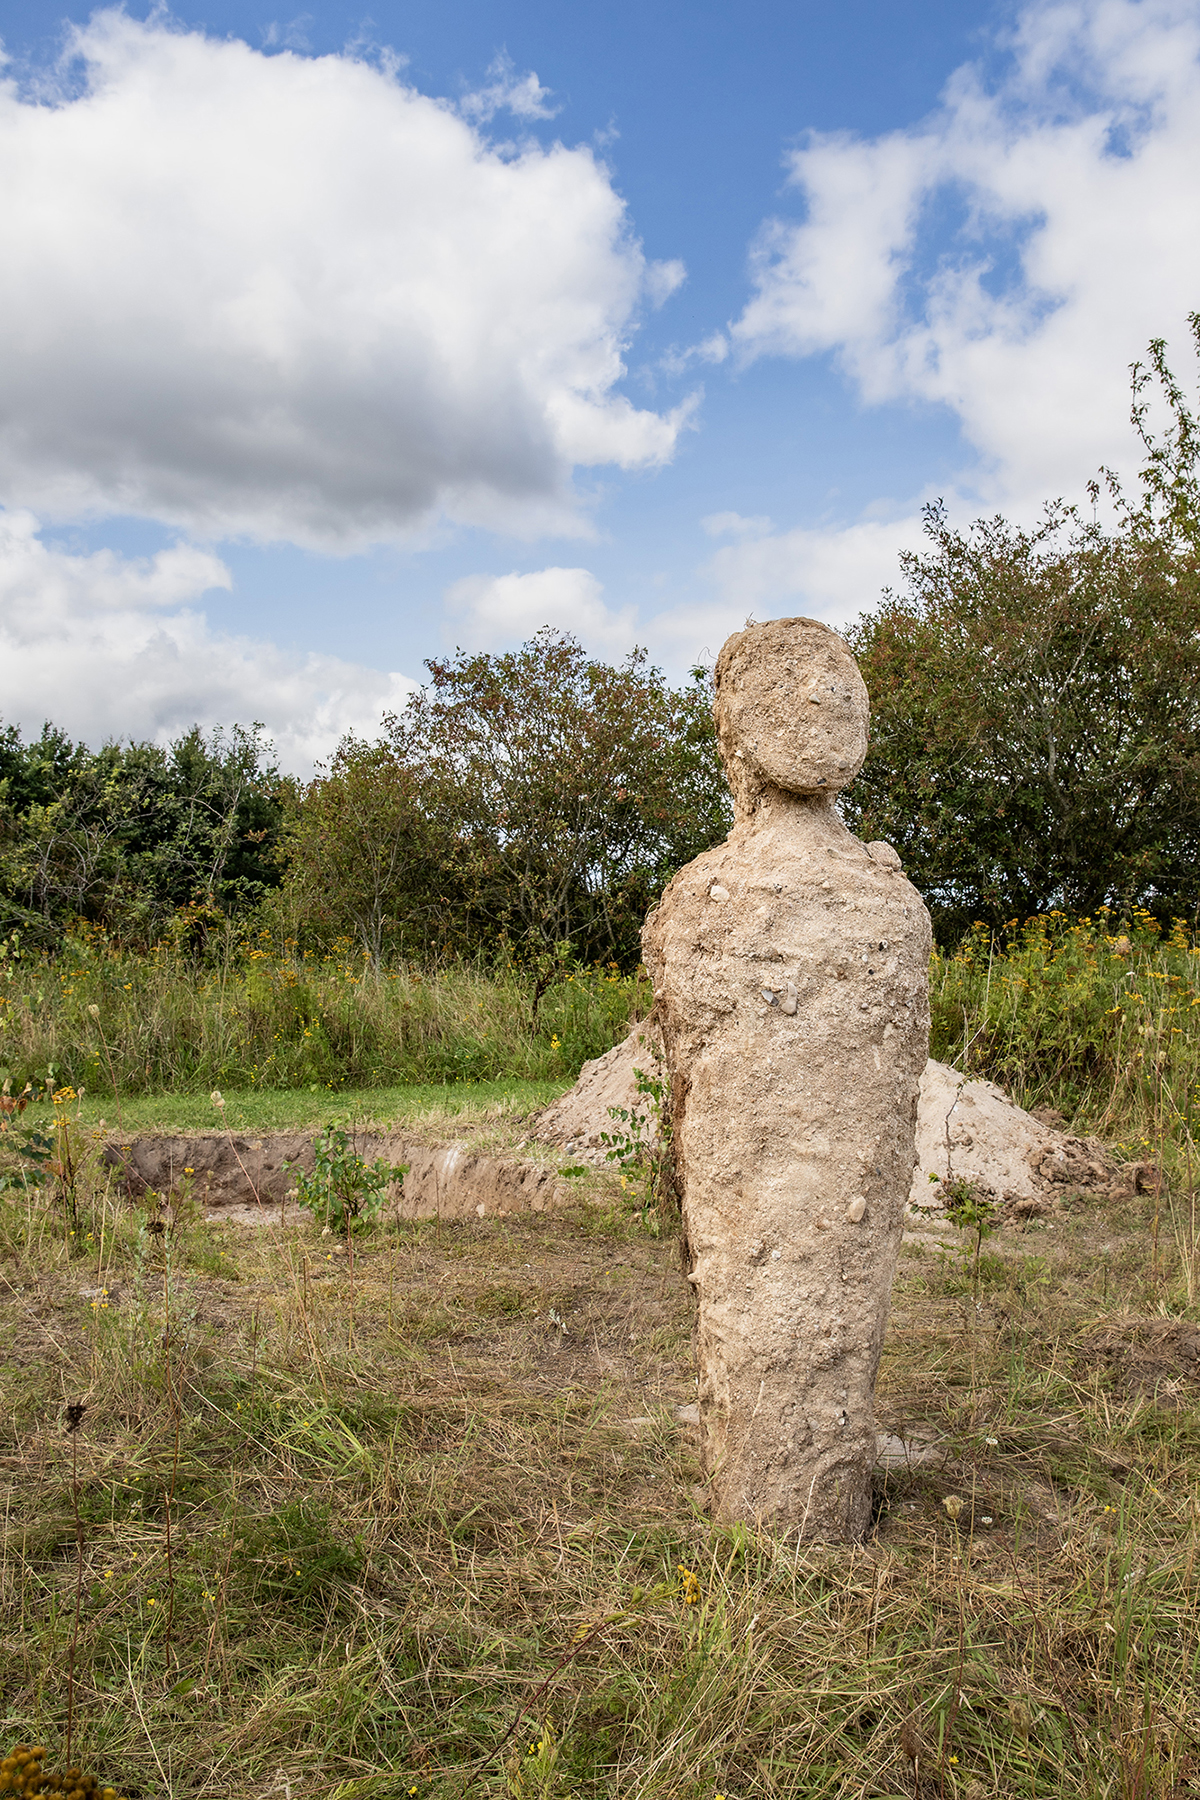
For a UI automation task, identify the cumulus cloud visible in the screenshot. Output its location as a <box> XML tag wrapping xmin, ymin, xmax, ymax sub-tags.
<box><xmin>443</xmin><ymin>565</ymin><xmax>637</xmax><ymax>655</ymax></box>
<box><xmin>0</xmin><ymin>12</ymin><xmax>685</xmax><ymax>548</ymax></box>
<box><xmin>438</xmin><ymin>526</ymin><xmax>929</xmax><ymax>678</ymax></box>
<box><xmin>732</xmin><ymin>0</ymin><xmax>1200</xmax><ymax>503</ymax></box>
<box><xmin>0</xmin><ymin>511</ymin><xmax>415</xmax><ymax>771</ymax></box>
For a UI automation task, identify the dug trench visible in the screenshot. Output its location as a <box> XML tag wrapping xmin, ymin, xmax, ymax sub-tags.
<box><xmin>99</xmin><ymin>1028</ymin><xmax>1140</xmax><ymax>1233</ymax></box>
<box><xmin>101</xmin><ymin>1123</ymin><xmax>573</xmax><ymax>1226</ymax></box>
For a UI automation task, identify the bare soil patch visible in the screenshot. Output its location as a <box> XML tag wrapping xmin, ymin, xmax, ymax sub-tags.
<box><xmin>1079</xmin><ymin>1318</ymin><xmax>1200</xmax><ymax>1400</ymax></box>
<box><xmin>100</xmin><ymin>1122</ymin><xmax>570</xmax><ymax>1226</ymax></box>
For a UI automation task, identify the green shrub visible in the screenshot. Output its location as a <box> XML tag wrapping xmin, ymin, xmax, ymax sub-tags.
<box><xmin>931</xmin><ymin>907</ymin><xmax>1200</xmax><ymax>1143</ymax></box>
<box><xmin>289</xmin><ymin>1126</ymin><xmax>406</xmax><ymax>1234</ymax></box>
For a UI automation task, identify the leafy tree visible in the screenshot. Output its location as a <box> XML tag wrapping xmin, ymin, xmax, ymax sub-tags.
<box><xmin>280</xmin><ymin>631</ymin><xmax>731</xmax><ymax>969</ymax></box>
<box><xmin>395</xmin><ymin>630</ymin><xmax>730</xmax><ymax>967</ymax></box>
<box><xmin>107</xmin><ymin>725</ymin><xmax>286</xmax><ymax>923</ymax></box>
<box><xmin>0</xmin><ymin>722</ymin><xmax>285</xmax><ymax>946</ymax></box>
<box><xmin>843</xmin><ymin>317</ymin><xmax>1200</xmax><ymax>942</ymax></box>
<box><xmin>276</xmin><ymin>735</ymin><xmax>455</xmax><ymax>967</ymax></box>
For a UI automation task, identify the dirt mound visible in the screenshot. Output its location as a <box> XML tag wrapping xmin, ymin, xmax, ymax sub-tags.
<box><xmin>533</xmin><ymin>1024</ymin><xmax>664</xmax><ymax>1158</ymax></box>
<box><xmin>102</xmin><ymin>1127</ymin><xmax>567</xmax><ymax>1225</ymax></box>
<box><xmin>534</xmin><ymin>1029</ymin><xmax>1130</xmax><ymax>1217</ymax></box>
<box><xmin>912</xmin><ymin>1058</ymin><xmax>1126</xmax><ymax>1217</ymax></box>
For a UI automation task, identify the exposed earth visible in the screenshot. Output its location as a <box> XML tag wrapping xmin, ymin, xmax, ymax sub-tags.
<box><xmin>98</xmin><ymin>1027</ymin><xmax>1141</xmax><ymax>1233</ymax></box>
<box><xmin>534</xmin><ymin>1026</ymin><xmax>1138</xmax><ymax>1221</ymax></box>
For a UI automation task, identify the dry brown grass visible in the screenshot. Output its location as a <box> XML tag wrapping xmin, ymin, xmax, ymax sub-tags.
<box><xmin>3</xmin><ymin>1150</ymin><xmax>1200</xmax><ymax>1799</ymax></box>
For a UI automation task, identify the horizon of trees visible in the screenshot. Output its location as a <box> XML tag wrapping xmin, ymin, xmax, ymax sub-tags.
<box><xmin>3</xmin><ymin>318</ymin><xmax>1199</xmax><ymax>958</ymax></box>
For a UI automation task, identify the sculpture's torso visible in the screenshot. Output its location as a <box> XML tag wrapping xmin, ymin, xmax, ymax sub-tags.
<box><xmin>644</xmin><ymin>790</ymin><xmax>930</xmax><ymax>1539</ymax></box>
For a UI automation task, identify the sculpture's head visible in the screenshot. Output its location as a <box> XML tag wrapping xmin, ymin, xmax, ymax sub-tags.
<box><xmin>714</xmin><ymin>617</ymin><xmax>869</xmax><ymax>815</ymax></box>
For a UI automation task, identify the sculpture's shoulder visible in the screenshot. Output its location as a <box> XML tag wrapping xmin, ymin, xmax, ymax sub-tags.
<box><xmin>645</xmin><ymin>816</ymin><xmax>930</xmax><ymax>969</ymax></box>
<box><xmin>643</xmin><ymin>840</ymin><xmax>734</xmax><ymax>955</ymax></box>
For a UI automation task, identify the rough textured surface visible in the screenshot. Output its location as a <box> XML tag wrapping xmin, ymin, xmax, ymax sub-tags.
<box><xmin>913</xmin><ymin>1060</ymin><xmax>1121</xmax><ymax>1216</ymax></box>
<box><xmin>102</xmin><ymin>1129</ymin><xmax>567</xmax><ymax>1225</ymax></box>
<box><xmin>642</xmin><ymin>616</ymin><xmax>931</xmax><ymax>1541</ymax></box>
<box><xmin>533</xmin><ymin>1026</ymin><xmax>664</xmax><ymax>1159</ymax></box>
<box><xmin>714</xmin><ymin>615</ymin><xmax>870</xmax><ymax>814</ymax></box>
<box><xmin>536</xmin><ymin>1036</ymin><xmax>1124</xmax><ymax>1216</ymax></box>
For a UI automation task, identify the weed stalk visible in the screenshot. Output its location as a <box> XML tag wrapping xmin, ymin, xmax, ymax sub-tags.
<box><xmin>159</xmin><ymin>1214</ymin><xmax>181</xmax><ymax>1675</ymax></box>
<box><xmin>87</xmin><ymin>1003</ymin><xmax>124</xmax><ymax>1131</ymax></box>
<box><xmin>64</xmin><ymin>1399</ymin><xmax>87</xmax><ymax>1767</ymax></box>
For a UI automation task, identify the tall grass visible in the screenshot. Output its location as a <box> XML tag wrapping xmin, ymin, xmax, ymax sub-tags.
<box><xmin>3</xmin><ymin>908</ymin><xmax>1197</xmax><ymax>1146</ymax></box>
<box><xmin>0</xmin><ymin>926</ymin><xmax>646</xmax><ymax>1098</ymax></box>
<box><xmin>931</xmin><ymin>908</ymin><xmax>1200</xmax><ymax>1143</ymax></box>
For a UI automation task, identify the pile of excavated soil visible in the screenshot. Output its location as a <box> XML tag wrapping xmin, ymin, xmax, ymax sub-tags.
<box><xmin>533</xmin><ymin>1026</ymin><xmax>1138</xmax><ymax>1219</ymax></box>
<box><xmin>101</xmin><ymin>1126</ymin><xmax>569</xmax><ymax>1226</ymax></box>
<box><xmin>912</xmin><ymin>1059</ymin><xmax>1138</xmax><ymax>1216</ymax></box>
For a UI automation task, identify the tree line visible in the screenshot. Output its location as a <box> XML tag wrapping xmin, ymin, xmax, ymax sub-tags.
<box><xmin>0</xmin><ymin>639</ymin><xmax>731</xmax><ymax>968</ymax></box>
<box><xmin>842</xmin><ymin>319</ymin><xmax>1200</xmax><ymax>940</ymax></box>
<box><xmin>3</xmin><ymin>322</ymin><xmax>1199</xmax><ymax>957</ymax></box>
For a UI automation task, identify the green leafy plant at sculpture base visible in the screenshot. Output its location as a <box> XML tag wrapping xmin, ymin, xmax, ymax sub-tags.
<box><xmin>601</xmin><ymin>1056</ymin><xmax>673</xmax><ymax>1235</ymax></box>
<box><xmin>940</xmin><ymin>1174</ymin><xmax>999</xmax><ymax>1296</ymax></box>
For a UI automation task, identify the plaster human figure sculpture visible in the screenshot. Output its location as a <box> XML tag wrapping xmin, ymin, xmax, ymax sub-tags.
<box><xmin>642</xmin><ymin>617</ymin><xmax>931</xmax><ymax>1541</ymax></box>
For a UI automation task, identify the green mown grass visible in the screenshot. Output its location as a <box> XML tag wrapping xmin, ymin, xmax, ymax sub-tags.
<box><xmin>48</xmin><ymin>1077</ymin><xmax>569</xmax><ymax>1138</ymax></box>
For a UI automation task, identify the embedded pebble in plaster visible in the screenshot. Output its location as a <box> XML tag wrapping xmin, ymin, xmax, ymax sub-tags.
<box><xmin>642</xmin><ymin>616</ymin><xmax>931</xmax><ymax>1542</ymax></box>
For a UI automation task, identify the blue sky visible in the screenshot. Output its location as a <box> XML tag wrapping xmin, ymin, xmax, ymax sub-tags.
<box><xmin>0</xmin><ymin>0</ymin><xmax>1198</xmax><ymax>768</ymax></box>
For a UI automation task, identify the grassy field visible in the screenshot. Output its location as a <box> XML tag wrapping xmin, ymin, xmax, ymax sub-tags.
<box><xmin>3</xmin><ymin>909</ymin><xmax>1200</xmax><ymax>1798</ymax></box>
<box><xmin>4</xmin><ymin>1118</ymin><xmax>1200</xmax><ymax>1797</ymax></box>
<box><xmin>0</xmin><ymin>930</ymin><xmax>645</xmax><ymax>1100</ymax></box>
<box><xmin>51</xmin><ymin>1077</ymin><xmax>571</xmax><ymax>1139</ymax></box>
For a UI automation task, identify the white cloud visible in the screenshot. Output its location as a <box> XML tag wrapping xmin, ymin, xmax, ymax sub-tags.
<box><xmin>732</xmin><ymin>0</ymin><xmax>1200</xmax><ymax>504</ymax></box>
<box><xmin>0</xmin><ymin>12</ymin><xmax>684</xmax><ymax>548</ymax></box>
<box><xmin>443</xmin><ymin>565</ymin><xmax>637</xmax><ymax>654</ymax></box>
<box><xmin>701</xmin><ymin>510</ymin><xmax>774</xmax><ymax>538</ymax></box>
<box><xmin>593</xmin><ymin>513</ymin><xmax>927</xmax><ymax>680</ymax></box>
<box><xmin>695</xmin><ymin>332</ymin><xmax>730</xmax><ymax>364</ymax></box>
<box><xmin>644</xmin><ymin>259</ymin><xmax>687</xmax><ymax>308</ymax></box>
<box><xmin>437</xmin><ymin>521</ymin><xmax>927</xmax><ymax>679</ymax></box>
<box><xmin>697</xmin><ymin>515</ymin><xmax>930</xmax><ymax>630</ymax></box>
<box><xmin>459</xmin><ymin>51</ymin><xmax>558</xmax><ymax>122</ymax></box>
<box><xmin>260</xmin><ymin>15</ymin><xmax>316</xmax><ymax>53</ymax></box>
<box><xmin>640</xmin><ymin>599</ymin><xmax>756</xmax><ymax>672</ymax></box>
<box><xmin>0</xmin><ymin>510</ymin><xmax>415</xmax><ymax>772</ymax></box>
<box><xmin>659</xmin><ymin>331</ymin><xmax>728</xmax><ymax>377</ymax></box>
<box><xmin>436</xmin><ymin>523</ymin><xmax>929</xmax><ymax>680</ymax></box>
